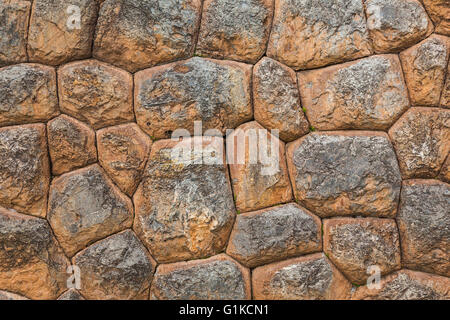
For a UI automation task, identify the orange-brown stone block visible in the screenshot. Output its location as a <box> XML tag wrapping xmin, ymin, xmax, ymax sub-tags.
<box><xmin>422</xmin><ymin>0</ymin><xmax>450</xmax><ymax>36</ymax></box>
<box><xmin>441</xmin><ymin>63</ymin><xmax>450</xmax><ymax>108</ymax></box>
<box><xmin>439</xmin><ymin>156</ymin><xmax>450</xmax><ymax>183</ymax></box>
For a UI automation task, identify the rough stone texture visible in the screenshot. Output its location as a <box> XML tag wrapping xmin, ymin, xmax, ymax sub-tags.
<box><xmin>97</xmin><ymin>124</ymin><xmax>152</xmax><ymax>196</ymax></box>
<box><xmin>135</xmin><ymin>57</ymin><xmax>252</xmax><ymax>140</ymax></box>
<box><xmin>441</xmin><ymin>63</ymin><xmax>450</xmax><ymax>108</ymax></box>
<box><xmin>267</xmin><ymin>0</ymin><xmax>373</xmax><ymax>70</ymax></box>
<box><xmin>298</xmin><ymin>55</ymin><xmax>410</xmax><ymax>130</ymax></box>
<box><xmin>389</xmin><ymin>107</ymin><xmax>450</xmax><ymax>179</ymax></box>
<box><xmin>57</xmin><ymin>289</ymin><xmax>85</xmax><ymax>300</ymax></box>
<box><xmin>196</xmin><ymin>0</ymin><xmax>273</xmax><ymax>63</ymax></box>
<box><xmin>58</xmin><ymin>60</ymin><xmax>134</xmax><ymax>130</ymax></box>
<box><xmin>439</xmin><ymin>156</ymin><xmax>450</xmax><ymax>183</ymax></box>
<box><xmin>422</xmin><ymin>0</ymin><xmax>450</xmax><ymax>36</ymax></box>
<box><xmin>73</xmin><ymin>230</ymin><xmax>156</xmax><ymax>300</ymax></box>
<box><xmin>0</xmin><ymin>63</ymin><xmax>59</xmax><ymax>127</ymax></box>
<box><xmin>28</xmin><ymin>0</ymin><xmax>98</xmax><ymax>65</ymax></box>
<box><xmin>352</xmin><ymin>270</ymin><xmax>450</xmax><ymax>300</ymax></box>
<box><xmin>226</xmin><ymin>203</ymin><xmax>321</xmax><ymax>268</ymax></box>
<box><xmin>134</xmin><ymin>137</ymin><xmax>235</xmax><ymax>263</ymax></box>
<box><xmin>93</xmin><ymin>0</ymin><xmax>202</xmax><ymax>73</ymax></box>
<box><xmin>365</xmin><ymin>0</ymin><xmax>434</xmax><ymax>53</ymax></box>
<box><xmin>0</xmin><ymin>208</ymin><xmax>69</xmax><ymax>300</ymax></box>
<box><xmin>151</xmin><ymin>254</ymin><xmax>251</xmax><ymax>300</ymax></box>
<box><xmin>252</xmin><ymin>253</ymin><xmax>351</xmax><ymax>300</ymax></box>
<box><xmin>0</xmin><ymin>0</ymin><xmax>30</xmax><ymax>66</ymax></box>
<box><xmin>0</xmin><ymin>124</ymin><xmax>50</xmax><ymax>218</ymax></box>
<box><xmin>397</xmin><ymin>180</ymin><xmax>449</xmax><ymax>277</ymax></box>
<box><xmin>47</xmin><ymin>115</ymin><xmax>97</xmax><ymax>176</ymax></box>
<box><xmin>323</xmin><ymin>218</ymin><xmax>401</xmax><ymax>284</ymax></box>
<box><xmin>227</xmin><ymin>121</ymin><xmax>292</xmax><ymax>213</ymax></box>
<box><xmin>253</xmin><ymin>57</ymin><xmax>309</xmax><ymax>142</ymax></box>
<box><xmin>0</xmin><ymin>290</ymin><xmax>29</xmax><ymax>300</ymax></box>
<box><xmin>400</xmin><ymin>35</ymin><xmax>450</xmax><ymax>106</ymax></box>
<box><xmin>48</xmin><ymin>164</ymin><xmax>134</xmax><ymax>257</ymax></box>
<box><xmin>286</xmin><ymin>132</ymin><xmax>402</xmax><ymax>218</ymax></box>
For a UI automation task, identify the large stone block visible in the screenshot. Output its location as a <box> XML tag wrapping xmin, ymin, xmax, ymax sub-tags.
<box><xmin>422</xmin><ymin>0</ymin><xmax>450</xmax><ymax>36</ymax></box>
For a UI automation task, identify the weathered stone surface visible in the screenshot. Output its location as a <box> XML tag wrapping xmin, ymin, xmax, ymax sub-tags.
<box><xmin>253</xmin><ymin>57</ymin><xmax>309</xmax><ymax>142</ymax></box>
<box><xmin>252</xmin><ymin>253</ymin><xmax>352</xmax><ymax>300</ymax></box>
<box><xmin>389</xmin><ymin>107</ymin><xmax>450</xmax><ymax>179</ymax></box>
<box><xmin>441</xmin><ymin>63</ymin><xmax>450</xmax><ymax>108</ymax></box>
<box><xmin>151</xmin><ymin>254</ymin><xmax>251</xmax><ymax>300</ymax></box>
<box><xmin>28</xmin><ymin>0</ymin><xmax>98</xmax><ymax>65</ymax></box>
<box><xmin>400</xmin><ymin>35</ymin><xmax>450</xmax><ymax>106</ymax></box>
<box><xmin>134</xmin><ymin>137</ymin><xmax>235</xmax><ymax>263</ymax></box>
<box><xmin>286</xmin><ymin>132</ymin><xmax>402</xmax><ymax>218</ymax></box>
<box><xmin>58</xmin><ymin>60</ymin><xmax>134</xmax><ymax>129</ymax></box>
<box><xmin>0</xmin><ymin>64</ymin><xmax>59</xmax><ymax>127</ymax></box>
<box><xmin>93</xmin><ymin>0</ymin><xmax>202</xmax><ymax>72</ymax></box>
<box><xmin>73</xmin><ymin>230</ymin><xmax>156</xmax><ymax>300</ymax></box>
<box><xmin>135</xmin><ymin>57</ymin><xmax>252</xmax><ymax>140</ymax></box>
<box><xmin>397</xmin><ymin>180</ymin><xmax>449</xmax><ymax>277</ymax></box>
<box><xmin>57</xmin><ymin>289</ymin><xmax>85</xmax><ymax>300</ymax></box>
<box><xmin>298</xmin><ymin>55</ymin><xmax>409</xmax><ymax>130</ymax></box>
<box><xmin>267</xmin><ymin>0</ymin><xmax>372</xmax><ymax>70</ymax></box>
<box><xmin>0</xmin><ymin>208</ymin><xmax>69</xmax><ymax>300</ymax></box>
<box><xmin>97</xmin><ymin>124</ymin><xmax>152</xmax><ymax>196</ymax></box>
<box><xmin>422</xmin><ymin>0</ymin><xmax>450</xmax><ymax>36</ymax></box>
<box><xmin>365</xmin><ymin>0</ymin><xmax>434</xmax><ymax>53</ymax></box>
<box><xmin>226</xmin><ymin>203</ymin><xmax>321</xmax><ymax>268</ymax></box>
<box><xmin>352</xmin><ymin>270</ymin><xmax>450</xmax><ymax>300</ymax></box>
<box><xmin>48</xmin><ymin>164</ymin><xmax>134</xmax><ymax>257</ymax></box>
<box><xmin>323</xmin><ymin>218</ymin><xmax>401</xmax><ymax>284</ymax></box>
<box><xmin>0</xmin><ymin>0</ymin><xmax>30</xmax><ymax>66</ymax></box>
<box><xmin>0</xmin><ymin>124</ymin><xmax>50</xmax><ymax>218</ymax></box>
<box><xmin>439</xmin><ymin>156</ymin><xmax>450</xmax><ymax>183</ymax></box>
<box><xmin>0</xmin><ymin>290</ymin><xmax>29</xmax><ymax>300</ymax></box>
<box><xmin>227</xmin><ymin>121</ymin><xmax>292</xmax><ymax>213</ymax></box>
<box><xmin>196</xmin><ymin>0</ymin><xmax>273</xmax><ymax>63</ymax></box>
<box><xmin>47</xmin><ymin>115</ymin><xmax>97</xmax><ymax>176</ymax></box>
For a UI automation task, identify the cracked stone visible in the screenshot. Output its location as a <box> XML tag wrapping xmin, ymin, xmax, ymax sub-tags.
<box><xmin>298</xmin><ymin>55</ymin><xmax>410</xmax><ymax>130</ymax></box>
<box><xmin>150</xmin><ymin>254</ymin><xmax>251</xmax><ymax>300</ymax></box>
<box><xmin>58</xmin><ymin>59</ymin><xmax>134</xmax><ymax>129</ymax></box>
<box><xmin>48</xmin><ymin>164</ymin><xmax>134</xmax><ymax>257</ymax></box>
<box><xmin>73</xmin><ymin>230</ymin><xmax>156</xmax><ymax>300</ymax></box>
<box><xmin>323</xmin><ymin>218</ymin><xmax>401</xmax><ymax>284</ymax></box>
<box><xmin>226</xmin><ymin>203</ymin><xmax>321</xmax><ymax>268</ymax></box>
<box><xmin>267</xmin><ymin>0</ymin><xmax>373</xmax><ymax>70</ymax></box>
<box><xmin>422</xmin><ymin>0</ymin><xmax>450</xmax><ymax>36</ymax></box>
<box><xmin>286</xmin><ymin>132</ymin><xmax>402</xmax><ymax>218</ymax></box>
<box><xmin>135</xmin><ymin>57</ymin><xmax>253</xmax><ymax>140</ymax></box>
<box><xmin>133</xmin><ymin>137</ymin><xmax>235</xmax><ymax>263</ymax></box>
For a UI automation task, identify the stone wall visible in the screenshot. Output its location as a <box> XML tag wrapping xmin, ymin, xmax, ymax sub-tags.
<box><xmin>0</xmin><ymin>0</ymin><xmax>449</xmax><ymax>300</ymax></box>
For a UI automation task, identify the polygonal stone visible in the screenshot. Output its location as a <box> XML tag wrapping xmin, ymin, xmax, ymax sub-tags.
<box><xmin>58</xmin><ymin>59</ymin><xmax>134</xmax><ymax>130</ymax></box>
<box><xmin>400</xmin><ymin>35</ymin><xmax>450</xmax><ymax>106</ymax></box>
<box><xmin>298</xmin><ymin>55</ymin><xmax>410</xmax><ymax>130</ymax></box>
<box><xmin>150</xmin><ymin>254</ymin><xmax>251</xmax><ymax>300</ymax></box>
<box><xmin>226</xmin><ymin>121</ymin><xmax>292</xmax><ymax>213</ymax></box>
<box><xmin>0</xmin><ymin>0</ymin><xmax>30</xmax><ymax>66</ymax></box>
<box><xmin>352</xmin><ymin>270</ymin><xmax>450</xmax><ymax>300</ymax></box>
<box><xmin>93</xmin><ymin>0</ymin><xmax>202</xmax><ymax>72</ymax></box>
<box><xmin>73</xmin><ymin>230</ymin><xmax>156</xmax><ymax>300</ymax></box>
<box><xmin>441</xmin><ymin>63</ymin><xmax>450</xmax><ymax>108</ymax></box>
<box><xmin>365</xmin><ymin>0</ymin><xmax>434</xmax><ymax>53</ymax></box>
<box><xmin>48</xmin><ymin>164</ymin><xmax>134</xmax><ymax>257</ymax></box>
<box><xmin>226</xmin><ymin>203</ymin><xmax>321</xmax><ymax>268</ymax></box>
<box><xmin>286</xmin><ymin>132</ymin><xmax>402</xmax><ymax>218</ymax></box>
<box><xmin>323</xmin><ymin>218</ymin><xmax>401</xmax><ymax>285</ymax></box>
<box><xmin>389</xmin><ymin>107</ymin><xmax>450</xmax><ymax>179</ymax></box>
<box><xmin>439</xmin><ymin>156</ymin><xmax>450</xmax><ymax>183</ymax></box>
<box><xmin>57</xmin><ymin>289</ymin><xmax>85</xmax><ymax>300</ymax></box>
<box><xmin>0</xmin><ymin>290</ymin><xmax>29</xmax><ymax>300</ymax></box>
<box><xmin>253</xmin><ymin>57</ymin><xmax>309</xmax><ymax>142</ymax></box>
<box><xmin>97</xmin><ymin>123</ymin><xmax>152</xmax><ymax>196</ymax></box>
<box><xmin>397</xmin><ymin>180</ymin><xmax>449</xmax><ymax>277</ymax></box>
<box><xmin>0</xmin><ymin>208</ymin><xmax>70</xmax><ymax>300</ymax></box>
<box><xmin>267</xmin><ymin>0</ymin><xmax>372</xmax><ymax>70</ymax></box>
<box><xmin>0</xmin><ymin>64</ymin><xmax>59</xmax><ymax>127</ymax></box>
<box><xmin>47</xmin><ymin>115</ymin><xmax>97</xmax><ymax>176</ymax></box>
<box><xmin>134</xmin><ymin>137</ymin><xmax>235</xmax><ymax>263</ymax></box>
<box><xmin>28</xmin><ymin>0</ymin><xmax>99</xmax><ymax>65</ymax></box>
<box><xmin>252</xmin><ymin>253</ymin><xmax>352</xmax><ymax>300</ymax></box>
<box><xmin>135</xmin><ymin>57</ymin><xmax>252</xmax><ymax>140</ymax></box>
<box><xmin>196</xmin><ymin>0</ymin><xmax>273</xmax><ymax>63</ymax></box>
<box><xmin>422</xmin><ymin>0</ymin><xmax>450</xmax><ymax>36</ymax></box>
<box><xmin>0</xmin><ymin>124</ymin><xmax>50</xmax><ymax>218</ymax></box>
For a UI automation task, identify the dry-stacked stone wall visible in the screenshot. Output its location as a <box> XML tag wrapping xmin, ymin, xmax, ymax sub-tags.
<box><xmin>0</xmin><ymin>0</ymin><xmax>449</xmax><ymax>300</ymax></box>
